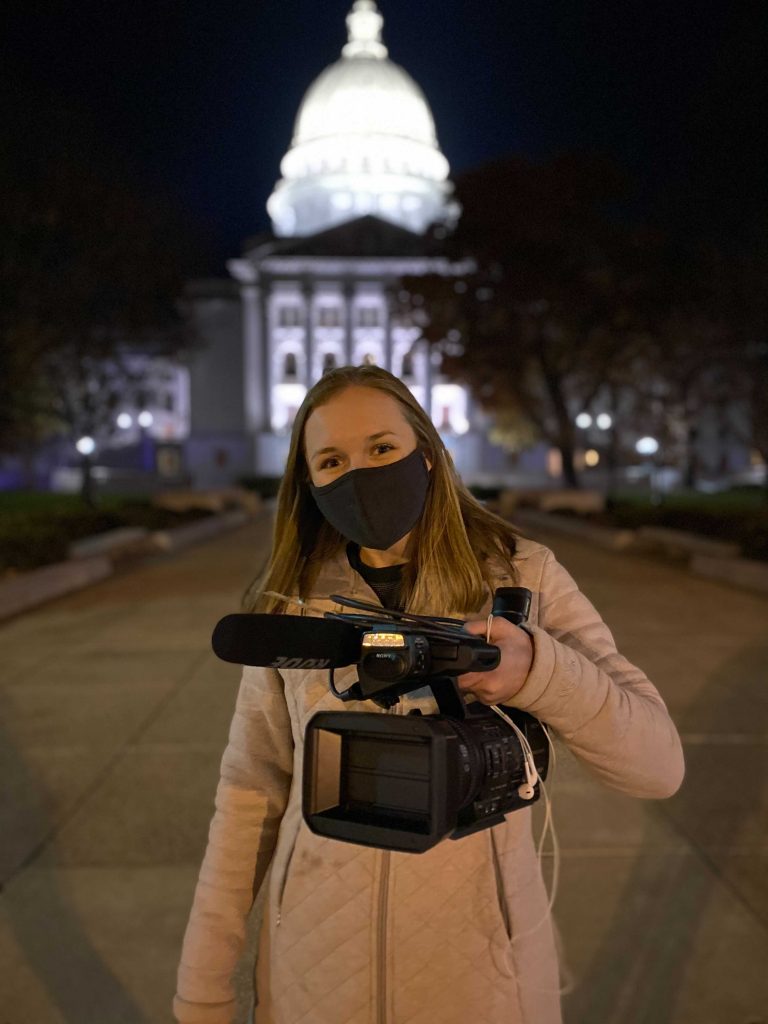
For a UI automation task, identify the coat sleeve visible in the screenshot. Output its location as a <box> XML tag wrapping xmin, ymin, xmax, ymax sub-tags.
<box><xmin>173</xmin><ymin>665</ymin><xmax>294</xmax><ymax>1024</ymax></box>
<box><xmin>511</xmin><ymin>548</ymin><xmax>685</xmax><ymax>799</ymax></box>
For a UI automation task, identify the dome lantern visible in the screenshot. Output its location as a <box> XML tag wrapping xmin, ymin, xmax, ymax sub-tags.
<box><xmin>343</xmin><ymin>1</ymin><xmax>388</xmax><ymax>60</ymax></box>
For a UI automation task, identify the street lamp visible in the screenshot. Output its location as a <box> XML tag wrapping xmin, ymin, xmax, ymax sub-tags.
<box><xmin>137</xmin><ymin>410</ymin><xmax>155</xmax><ymax>473</ymax></box>
<box><xmin>635</xmin><ymin>436</ymin><xmax>660</xmax><ymax>501</ymax></box>
<box><xmin>116</xmin><ymin>412</ymin><xmax>133</xmax><ymax>429</ymax></box>
<box><xmin>635</xmin><ymin>436</ymin><xmax>659</xmax><ymax>456</ymax></box>
<box><xmin>575</xmin><ymin>412</ymin><xmax>592</xmax><ymax>429</ymax></box>
<box><xmin>596</xmin><ymin>413</ymin><xmax>613</xmax><ymax>430</ymax></box>
<box><xmin>76</xmin><ymin>436</ymin><xmax>96</xmax><ymax>456</ymax></box>
<box><xmin>75</xmin><ymin>436</ymin><xmax>96</xmax><ymax>504</ymax></box>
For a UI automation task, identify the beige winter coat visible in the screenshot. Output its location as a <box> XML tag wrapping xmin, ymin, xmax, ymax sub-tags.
<box><xmin>174</xmin><ymin>538</ymin><xmax>685</xmax><ymax>1024</ymax></box>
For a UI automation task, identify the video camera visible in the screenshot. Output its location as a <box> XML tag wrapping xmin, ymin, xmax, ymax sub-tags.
<box><xmin>212</xmin><ymin>588</ymin><xmax>549</xmax><ymax>854</ymax></box>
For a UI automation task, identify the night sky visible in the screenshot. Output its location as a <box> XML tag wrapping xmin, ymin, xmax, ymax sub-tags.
<box><xmin>5</xmin><ymin>0</ymin><xmax>766</xmax><ymax>269</ymax></box>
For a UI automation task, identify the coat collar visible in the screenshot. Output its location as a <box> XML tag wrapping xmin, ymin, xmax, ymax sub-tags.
<box><xmin>303</xmin><ymin>544</ymin><xmax>517</xmax><ymax>621</ymax></box>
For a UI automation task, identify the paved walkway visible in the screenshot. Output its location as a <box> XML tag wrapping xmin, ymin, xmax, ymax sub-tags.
<box><xmin>1</xmin><ymin>513</ymin><xmax>766</xmax><ymax>1024</ymax></box>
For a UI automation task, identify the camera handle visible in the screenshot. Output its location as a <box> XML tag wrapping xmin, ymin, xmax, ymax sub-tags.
<box><xmin>428</xmin><ymin>675</ymin><xmax>470</xmax><ymax>719</ymax></box>
<box><xmin>491</xmin><ymin>586</ymin><xmax>532</xmax><ymax>627</ymax></box>
<box><xmin>489</xmin><ymin>587</ymin><xmax>540</xmax><ymax>801</ymax></box>
<box><xmin>415</xmin><ymin>588</ymin><xmax>535</xmax><ymax>720</ymax></box>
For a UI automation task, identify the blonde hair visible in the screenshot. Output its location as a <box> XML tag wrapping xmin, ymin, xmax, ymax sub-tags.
<box><xmin>242</xmin><ymin>366</ymin><xmax>519</xmax><ymax>616</ymax></box>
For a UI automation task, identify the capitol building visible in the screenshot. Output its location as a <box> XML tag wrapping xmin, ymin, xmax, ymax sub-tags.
<box><xmin>12</xmin><ymin>0</ymin><xmax>752</xmax><ymax>496</ymax></box>
<box><xmin>179</xmin><ymin>0</ymin><xmax>498</xmax><ymax>487</ymax></box>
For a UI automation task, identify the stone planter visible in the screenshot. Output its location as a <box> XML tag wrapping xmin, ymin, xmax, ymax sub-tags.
<box><xmin>512</xmin><ymin>509</ymin><xmax>637</xmax><ymax>551</ymax></box>
<box><xmin>0</xmin><ymin>557</ymin><xmax>113</xmax><ymax>622</ymax></box>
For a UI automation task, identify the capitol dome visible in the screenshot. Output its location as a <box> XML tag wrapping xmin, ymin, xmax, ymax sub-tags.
<box><xmin>267</xmin><ymin>1</ymin><xmax>458</xmax><ymax>237</ymax></box>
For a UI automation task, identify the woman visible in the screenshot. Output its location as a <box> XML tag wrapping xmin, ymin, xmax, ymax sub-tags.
<box><xmin>174</xmin><ymin>365</ymin><xmax>684</xmax><ymax>1024</ymax></box>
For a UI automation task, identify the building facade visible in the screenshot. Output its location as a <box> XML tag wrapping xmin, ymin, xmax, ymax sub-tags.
<box><xmin>183</xmin><ymin>0</ymin><xmax>498</xmax><ymax>487</ymax></box>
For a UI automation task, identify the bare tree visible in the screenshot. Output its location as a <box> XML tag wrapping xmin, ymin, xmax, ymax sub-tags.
<box><xmin>0</xmin><ymin>116</ymin><xmax>204</xmax><ymax>502</ymax></box>
<box><xmin>401</xmin><ymin>154</ymin><xmax>656</xmax><ymax>487</ymax></box>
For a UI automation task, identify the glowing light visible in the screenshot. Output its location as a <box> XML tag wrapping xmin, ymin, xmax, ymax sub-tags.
<box><xmin>76</xmin><ymin>436</ymin><xmax>96</xmax><ymax>456</ymax></box>
<box><xmin>585</xmin><ymin>449</ymin><xmax>600</xmax><ymax>467</ymax></box>
<box><xmin>596</xmin><ymin>413</ymin><xmax>613</xmax><ymax>430</ymax></box>
<box><xmin>408</xmin><ymin>384</ymin><xmax>426</xmax><ymax>407</ymax></box>
<box><xmin>137</xmin><ymin>411</ymin><xmax>154</xmax><ymax>428</ymax></box>
<box><xmin>272</xmin><ymin>383</ymin><xmax>308</xmax><ymax>432</ymax></box>
<box><xmin>431</xmin><ymin>383</ymin><xmax>469</xmax><ymax>435</ymax></box>
<box><xmin>636</xmin><ymin>436</ymin><xmax>659</xmax><ymax>456</ymax></box>
<box><xmin>116</xmin><ymin>413</ymin><xmax>133</xmax><ymax>429</ymax></box>
<box><xmin>575</xmin><ymin>413</ymin><xmax>592</xmax><ymax>428</ymax></box>
<box><xmin>547</xmin><ymin>448</ymin><xmax>563</xmax><ymax>478</ymax></box>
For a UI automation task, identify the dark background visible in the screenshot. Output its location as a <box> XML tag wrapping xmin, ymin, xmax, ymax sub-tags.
<box><xmin>4</xmin><ymin>0</ymin><xmax>766</xmax><ymax>269</ymax></box>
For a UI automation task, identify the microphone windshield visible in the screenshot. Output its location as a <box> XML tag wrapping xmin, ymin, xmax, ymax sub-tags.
<box><xmin>212</xmin><ymin>614</ymin><xmax>362</xmax><ymax>670</ymax></box>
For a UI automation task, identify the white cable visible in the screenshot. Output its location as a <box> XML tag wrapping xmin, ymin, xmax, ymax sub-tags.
<box><xmin>487</xmin><ymin>710</ymin><xmax>572</xmax><ymax>995</ymax></box>
<box><xmin>484</xmin><ymin>609</ymin><xmax>572</xmax><ymax>997</ymax></box>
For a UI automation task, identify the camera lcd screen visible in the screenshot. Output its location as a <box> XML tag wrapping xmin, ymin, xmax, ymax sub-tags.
<box><xmin>341</xmin><ymin>734</ymin><xmax>431</xmax><ymax>814</ymax></box>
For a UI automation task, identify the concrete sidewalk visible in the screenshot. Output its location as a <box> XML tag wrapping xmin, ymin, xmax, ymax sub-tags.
<box><xmin>1</xmin><ymin>514</ymin><xmax>767</xmax><ymax>1024</ymax></box>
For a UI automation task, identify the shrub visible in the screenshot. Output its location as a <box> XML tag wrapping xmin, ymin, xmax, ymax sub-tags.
<box><xmin>237</xmin><ymin>475</ymin><xmax>283</xmax><ymax>499</ymax></box>
<box><xmin>468</xmin><ymin>485</ymin><xmax>502</xmax><ymax>502</ymax></box>
<box><xmin>601</xmin><ymin>490</ymin><xmax>768</xmax><ymax>561</ymax></box>
<box><xmin>0</xmin><ymin>493</ymin><xmax>210</xmax><ymax>573</ymax></box>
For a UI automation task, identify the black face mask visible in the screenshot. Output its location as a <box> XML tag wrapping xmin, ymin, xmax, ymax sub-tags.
<box><xmin>309</xmin><ymin>448</ymin><xmax>430</xmax><ymax>550</ymax></box>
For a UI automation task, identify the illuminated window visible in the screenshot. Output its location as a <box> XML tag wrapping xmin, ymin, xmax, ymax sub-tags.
<box><xmin>358</xmin><ymin>307</ymin><xmax>380</xmax><ymax>327</ymax></box>
<box><xmin>278</xmin><ymin>305</ymin><xmax>302</xmax><ymax>328</ymax></box>
<box><xmin>283</xmin><ymin>352</ymin><xmax>299</xmax><ymax>381</ymax></box>
<box><xmin>318</xmin><ymin>306</ymin><xmax>341</xmax><ymax>327</ymax></box>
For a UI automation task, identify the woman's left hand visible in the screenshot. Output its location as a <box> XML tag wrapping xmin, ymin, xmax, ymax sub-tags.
<box><xmin>459</xmin><ymin>616</ymin><xmax>534</xmax><ymax>705</ymax></box>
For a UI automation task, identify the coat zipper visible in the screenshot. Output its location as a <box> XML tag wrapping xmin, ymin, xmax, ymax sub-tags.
<box><xmin>490</xmin><ymin>831</ymin><xmax>512</xmax><ymax>942</ymax></box>
<box><xmin>376</xmin><ymin>698</ymin><xmax>404</xmax><ymax>1024</ymax></box>
<box><xmin>377</xmin><ymin>848</ymin><xmax>391</xmax><ymax>1024</ymax></box>
<box><xmin>276</xmin><ymin>829</ymin><xmax>299</xmax><ymax>928</ymax></box>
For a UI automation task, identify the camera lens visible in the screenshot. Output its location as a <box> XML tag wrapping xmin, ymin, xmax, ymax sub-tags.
<box><xmin>361</xmin><ymin>650</ymin><xmax>410</xmax><ymax>681</ymax></box>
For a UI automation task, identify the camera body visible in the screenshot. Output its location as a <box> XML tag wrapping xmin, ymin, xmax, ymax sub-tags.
<box><xmin>303</xmin><ymin>588</ymin><xmax>550</xmax><ymax>853</ymax></box>
<box><xmin>356</xmin><ymin>626</ymin><xmax>500</xmax><ymax>702</ymax></box>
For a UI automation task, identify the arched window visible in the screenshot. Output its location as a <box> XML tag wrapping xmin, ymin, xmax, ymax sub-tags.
<box><xmin>283</xmin><ymin>352</ymin><xmax>298</xmax><ymax>381</ymax></box>
<box><xmin>322</xmin><ymin>352</ymin><xmax>337</xmax><ymax>374</ymax></box>
<box><xmin>401</xmin><ymin>352</ymin><xmax>414</xmax><ymax>379</ymax></box>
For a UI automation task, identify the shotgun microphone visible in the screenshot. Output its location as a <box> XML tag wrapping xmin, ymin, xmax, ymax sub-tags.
<box><xmin>212</xmin><ymin>614</ymin><xmax>362</xmax><ymax>670</ymax></box>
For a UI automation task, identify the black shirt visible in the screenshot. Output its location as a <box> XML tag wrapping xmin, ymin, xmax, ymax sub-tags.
<box><xmin>346</xmin><ymin>542</ymin><xmax>405</xmax><ymax>611</ymax></box>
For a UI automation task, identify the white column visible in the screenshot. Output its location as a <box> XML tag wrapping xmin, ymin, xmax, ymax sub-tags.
<box><xmin>227</xmin><ymin>258</ymin><xmax>266</xmax><ymax>434</ymax></box>
<box><xmin>384</xmin><ymin>283</ymin><xmax>393</xmax><ymax>372</ymax></box>
<box><xmin>241</xmin><ymin>284</ymin><xmax>265</xmax><ymax>432</ymax></box>
<box><xmin>303</xmin><ymin>281</ymin><xmax>314</xmax><ymax>386</ymax></box>
<box><xmin>343</xmin><ymin>281</ymin><xmax>354</xmax><ymax>365</ymax></box>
